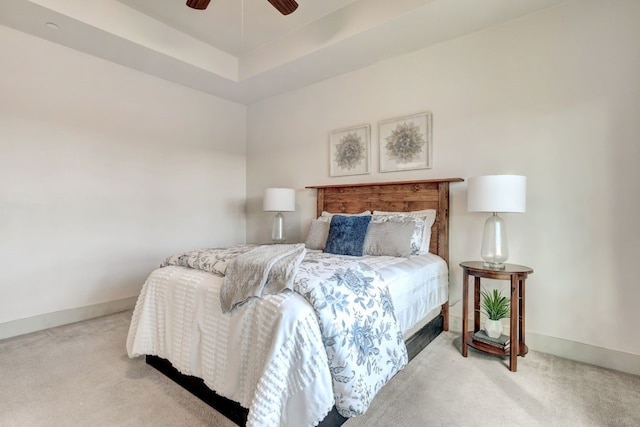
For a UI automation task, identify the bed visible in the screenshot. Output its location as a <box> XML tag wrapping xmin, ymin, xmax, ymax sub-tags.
<box><xmin>126</xmin><ymin>178</ymin><xmax>462</xmax><ymax>426</ymax></box>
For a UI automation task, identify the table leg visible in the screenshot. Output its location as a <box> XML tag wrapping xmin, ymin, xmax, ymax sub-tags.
<box><xmin>509</xmin><ymin>275</ymin><xmax>519</xmax><ymax>372</ymax></box>
<box><xmin>462</xmin><ymin>269</ymin><xmax>469</xmax><ymax>357</ymax></box>
<box><xmin>442</xmin><ymin>301</ymin><xmax>449</xmax><ymax>332</ymax></box>
<box><xmin>474</xmin><ymin>277</ymin><xmax>481</xmax><ymax>333</ymax></box>
<box><xmin>519</xmin><ymin>278</ymin><xmax>526</xmax><ymax>356</ymax></box>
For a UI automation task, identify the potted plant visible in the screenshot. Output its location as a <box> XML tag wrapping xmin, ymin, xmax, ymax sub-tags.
<box><xmin>481</xmin><ymin>288</ymin><xmax>510</xmax><ymax>338</ymax></box>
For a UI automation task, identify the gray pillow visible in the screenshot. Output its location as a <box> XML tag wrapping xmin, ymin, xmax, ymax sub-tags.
<box><xmin>371</xmin><ymin>215</ymin><xmax>426</xmax><ymax>255</ymax></box>
<box><xmin>363</xmin><ymin>221</ymin><xmax>415</xmax><ymax>257</ymax></box>
<box><xmin>373</xmin><ymin>209</ymin><xmax>436</xmax><ymax>253</ymax></box>
<box><xmin>304</xmin><ymin>219</ymin><xmax>330</xmax><ymax>250</ymax></box>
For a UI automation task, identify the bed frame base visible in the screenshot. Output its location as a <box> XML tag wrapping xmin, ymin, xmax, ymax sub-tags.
<box><xmin>146</xmin><ymin>355</ymin><xmax>249</xmax><ymax>426</ymax></box>
<box><xmin>146</xmin><ymin>311</ymin><xmax>445</xmax><ymax>427</ymax></box>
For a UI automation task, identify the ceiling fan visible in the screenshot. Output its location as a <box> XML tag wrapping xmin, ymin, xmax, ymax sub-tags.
<box><xmin>186</xmin><ymin>0</ymin><xmax>298</xmax><ymax>15</ymax></box>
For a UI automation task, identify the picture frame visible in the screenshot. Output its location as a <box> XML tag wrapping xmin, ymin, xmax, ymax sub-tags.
<box><xmin>329</xmin><ymin>124</ymin><xmax>371</xmax><ymax>177</ymax></box>
<box><xmin>379</xmin><ymin>112</ymin><xmax>432</xmax><ymax>173</ymax></box>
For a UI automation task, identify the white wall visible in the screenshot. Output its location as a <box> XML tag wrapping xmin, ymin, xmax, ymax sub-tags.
<box><xmin>0</xmin><ymin>25</ymin><xmax>247</xmax><ymax>330</ymax></box>
<box><xmin>247</xmin><ymin>0</ymin><xmax>640</xmax><ymax>372</ymax></box>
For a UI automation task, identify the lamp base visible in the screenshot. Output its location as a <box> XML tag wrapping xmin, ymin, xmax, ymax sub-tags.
<box><xmin>480</xmin><ymin>212</ymin><xmax>509</xmax><ymax>269</ymax></box>
<box><xmin>483</xmin><ymin>261</ymin><xmax>506</xmax><ymax>270</ymax></box>
<box><xmin>271</xmin><ymin>212</ymin><xmax>286</xmax><ymax>244</ymax></box>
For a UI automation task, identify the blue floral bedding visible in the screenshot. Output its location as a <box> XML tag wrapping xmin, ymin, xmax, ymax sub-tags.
<box><xmin>294</xmin><ymin>251</ymin><xmax>408</xmax><ymax>417</ymax></box>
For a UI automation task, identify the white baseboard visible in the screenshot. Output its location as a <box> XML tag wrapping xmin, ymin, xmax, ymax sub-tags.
<box><xmin>0</xmin><ymin>297</ymin><xmax>137</xmax><ymax>341</ymax></box>
<box><xmin>449</xmin><ymin>315</ymin><xmax>640</xmax><ymax>377</ymax></box>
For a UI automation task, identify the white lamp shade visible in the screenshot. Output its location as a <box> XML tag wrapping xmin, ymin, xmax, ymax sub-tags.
<box><xmin>467</xmin><ymin>175</ymin><xmax>526</xmax><ymax>213</ymax></box>
<box><xmin>263</xmin><ymin>188</ymin><xmax>295</xmax><ymax>212</ymax></box>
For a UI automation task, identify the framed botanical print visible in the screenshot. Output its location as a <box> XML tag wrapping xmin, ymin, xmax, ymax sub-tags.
<box><xmin>329</xmin><ymin>124</ymin><xmax>371</xmax><ymax>177</ymax></box>
<box><xmin>379</xmin><ymin>112</ymin><xmax>432</xmax><ymax>172</ymax></box>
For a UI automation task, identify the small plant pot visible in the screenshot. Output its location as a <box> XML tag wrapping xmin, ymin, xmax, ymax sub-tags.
<box><xmin>484</xmin><ymin>319</ymin><xmax>503</xmax><ymax>338</ymax></box>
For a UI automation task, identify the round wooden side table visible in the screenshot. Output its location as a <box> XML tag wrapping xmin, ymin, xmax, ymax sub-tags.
<box><xmin>460</xmin><ymin>261</ymin><xmax>534</xmax><ymax>372</ymax></box>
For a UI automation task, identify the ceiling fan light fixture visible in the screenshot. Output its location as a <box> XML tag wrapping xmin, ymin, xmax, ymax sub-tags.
<box><xmin>185</xmin><ymin>0</ymin><xmax>298</xmax><ymax>15</ymax></box>
<box><xmin>186</xmin><ymin>0</ymin><xmax>211</xmax><ymax>10</ymax></box>
<box><xmin>267</xmin><ymin>0</ymin><xmax>298</xmax><ymax>15</ymax></box>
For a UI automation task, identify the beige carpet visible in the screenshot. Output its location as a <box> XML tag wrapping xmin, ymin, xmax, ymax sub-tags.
<box><xmin>1</xmin><ymin>310</ymin><xmax>638</xmax><ymax>426</ymax></box>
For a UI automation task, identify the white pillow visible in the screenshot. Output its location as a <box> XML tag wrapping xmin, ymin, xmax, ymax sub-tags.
<box><xmin>371</xmin><ymin>215</ymin><xmax>425</xmax><ymax>255</ymax></box>
<box><xmin>304</xmin><ymin>220</ymin><xmax>330</xmax><ymax>250</ymax></box>
<box><xmin>363</xmin><ymin>221</ymin><xmax>414</xmax><ymax>257</ymax></box>
<box><xmin>373</xmin><ymin>209</ymin><xmax>436</xmax><ymax>253</ymax></box>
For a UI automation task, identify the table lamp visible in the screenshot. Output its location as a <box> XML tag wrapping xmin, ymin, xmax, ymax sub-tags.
<box><xmin>467</xmin><ymin>175</ymin><xmax>526</xmax><ymax>270</ymax></box>
<box><xmin>263</xmin><ymin>188</ymin><xmax>295</xmax><ymax>243</ymax></box>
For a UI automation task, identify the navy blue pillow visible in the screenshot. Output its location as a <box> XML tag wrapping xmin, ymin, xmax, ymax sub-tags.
<box><xmin>323</xmin><ymin>215</ymin><xmax>372</xmax><ymax>256</ymax></box>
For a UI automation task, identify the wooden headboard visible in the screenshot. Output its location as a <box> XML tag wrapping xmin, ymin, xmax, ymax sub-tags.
<box><xmin>306</xmin><ymin>178</ymin><xmax>463</xmax><ymax>264</ymax></box>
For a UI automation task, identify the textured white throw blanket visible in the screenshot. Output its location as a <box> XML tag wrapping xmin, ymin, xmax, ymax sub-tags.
<box><xmin>126</xmin><ymin>266</ymin><xmax>333</xmax><ymax>427</ymax></box>
<box><xmin>220</xmin><ymin>244</ymin><xmax>306</xmax><ymax>313</ymax></box>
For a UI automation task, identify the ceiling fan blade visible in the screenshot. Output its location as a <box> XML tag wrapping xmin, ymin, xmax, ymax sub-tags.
<box><xmin>186</xmin><ymin>0</ymin><xmax>211</xmax><ymax>10</ymax></box>
<box><xmin>267</xmin><ymin>0</ymin><xmax>299</xmax><ymax>15</ymax></box>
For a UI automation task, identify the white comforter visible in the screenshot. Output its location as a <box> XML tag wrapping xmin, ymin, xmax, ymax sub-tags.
<box><xmin>127</xmin><ymin>250</ymin><xmax>411</xmax><ymax>426</ymax></box>
<box><xmin>127</xmin><ymin>265</ymin><xmax>333</xmax><ymax>426</ymax></box>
